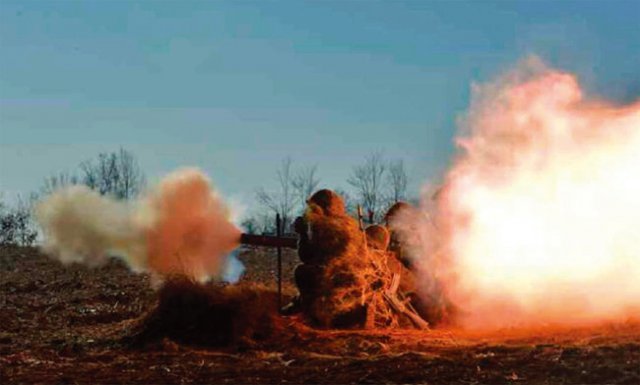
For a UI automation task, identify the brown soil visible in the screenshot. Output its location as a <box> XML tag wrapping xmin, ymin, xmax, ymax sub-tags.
<box><xmin>1</xmin><ymin>245</ymin><xmax>639</xmax><ymax>384</ymax></box>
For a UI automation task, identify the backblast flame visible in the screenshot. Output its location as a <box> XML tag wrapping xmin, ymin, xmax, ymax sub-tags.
<box><xmin>415</xmin><ymin>58</ymin><xmax>640</xmax><ymax>328</ymax></box>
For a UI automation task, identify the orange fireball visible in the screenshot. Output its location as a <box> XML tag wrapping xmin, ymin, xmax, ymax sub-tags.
<box><xmin>420</xmin><ymin>58</ymin><xmax>640</xmax><ymax>328</ymax></box>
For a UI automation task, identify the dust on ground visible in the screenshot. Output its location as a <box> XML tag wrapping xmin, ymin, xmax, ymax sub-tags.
<box><xmin>1</xmin><ymin>245</ymin><xmax>638</xmax><ymax>384</ymax></box>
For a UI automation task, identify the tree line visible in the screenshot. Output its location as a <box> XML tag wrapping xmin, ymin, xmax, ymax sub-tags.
<box><xmin>0</xmin><ymin>148</ymin><xmax>145</xmax><ymax>246</ymax></box>
<box><xmin>0</xmin><ymin>148</ymin><xmax>410</xmax><ymax>245</ymax></box>
<box><xmin>244</xmin><ymin>151</ymin><xmax>410</xmax><ymax>234</ymax></box>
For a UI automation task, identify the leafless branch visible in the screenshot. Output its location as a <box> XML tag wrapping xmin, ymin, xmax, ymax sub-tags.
<box><xmin>255</xmin><ymin>157</ymin><xmax>297</xmax><ymax>232</ymax></box>
<box><xmin>41</xmin><ymin>172</ymin><xmax>79</xmax><ymax>195</ymax></box>
<box><xmin>348</xmin><ymin>152</ymin><xmax>387</xmax><ymax>223</ymax></box>
<box><xmin>291</xmin><ymin>165</ymin><xmax>320</xmax><ymax>211</ymax></box>
<box><xmin>80</xmin><ymin>148</ymin><xmax>145</xmax><ymax>199</ymax></box>
<box><xmin>386</xmin><ymin>159</ymin><xmax>408</xmax><ymax>204</ymax></box>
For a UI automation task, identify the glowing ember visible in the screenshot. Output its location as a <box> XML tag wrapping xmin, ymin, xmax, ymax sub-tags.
<box><xmin>422</xmin><ymin>58</ymin><xmax>640</xmax><ymax>328</ymax></box>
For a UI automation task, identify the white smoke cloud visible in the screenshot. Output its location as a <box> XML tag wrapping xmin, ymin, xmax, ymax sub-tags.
<box><xmin>408</xmin><ymin>58</ymin><xmax>640</xmax><ymax>328</ymax></box>
<box><xmin>35</xmin><ymin>168</ymin><xmax>242</xmax><ymax>283</ymax></box>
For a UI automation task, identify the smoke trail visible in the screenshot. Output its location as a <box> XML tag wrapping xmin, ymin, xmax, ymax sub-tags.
<box><xmin>36</xmin><ymin>168</ymin><xmax>242</xmax><ymax>282</ymax></box>
<box><xmin>409</xmin><ymin>57</ymin><xmax>640</xmax><ymax>328</ymax></box>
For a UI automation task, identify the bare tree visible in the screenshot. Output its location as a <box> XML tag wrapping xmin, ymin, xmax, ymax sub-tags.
<box><xmin>333</xmin><ymin>187</ymin><xmax>357</xmax><ymax>216</ymax></box>
<box><xmin>256</xmin><ymin>157</ymin><xmax>297</xmax><ymax>232</ymax></box>
<box><xmin>116</xmin><ymin>149</ymin><xmax>144</xmax><ymax>199</ymax></box>
<box><xmin>386</xmin><ymin>159</ymin><xmax>408</xmax><ymax>204</ymax></box>
<box><xmin>81</xmin><ymin>153</ymin><xmax>113</xmax><ymax>195</ymax></box>
<box><xmin>41</xmin><ymin>171</ymin><xmax>79</xmax><ymax>195</ymax></box>
<box><xmin>0</xmin><ymin>194</ymin><xmax>38</xmax><ymax>246</ymax></box>
<box><xmin>348</xmin><ymin>152</ymin><xmax>387</xmax><ymax>223</ymax></box>
<box><xmin>80</xmin><ymin>148</ymin><xmax>145</xmax><ymax>200</ymax></box>
<box><xmin>291</xmin><ymin>165</ymin><xmax>320</xmax><ymax>211</ymax></box>
<box><xmin>241</xmin><ymin>211</ymin><xmax>276</xmax><ymax>235</ymax></box>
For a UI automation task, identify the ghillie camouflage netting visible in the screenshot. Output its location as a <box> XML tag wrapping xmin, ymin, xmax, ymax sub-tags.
<box><xmin>304</xmin><ymin>202</ymin><xmax>426</xmax><ymax>329</ymax></box>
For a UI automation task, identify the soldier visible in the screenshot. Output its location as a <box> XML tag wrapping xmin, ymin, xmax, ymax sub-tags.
<box><xmin>383</xmin><ymin>202</ymin><xmax>421</xmax><ymax>314</ymax></box>
<box><xmin>384</xmin><ymin>201</ymin><xmax>415</xmax><ymax>269</ymax></box>
<box><xmin>282</xmin><ymin>189</ymin><xmax>348</xmax><ymax>316</ymax></box>
<box><xmin>364</xmin><ymin>224</ymin><xmax>390</xmax><ymax>251</ymax></box>
<box><xmin>364</xmin><ymin>222</ymin><xmax>431</xmax><ymax>329</ymax></box>
<box><xmin>384</xmin><ymin>201</ymin><xmax>457</xmax><ymax>326</ymax></box>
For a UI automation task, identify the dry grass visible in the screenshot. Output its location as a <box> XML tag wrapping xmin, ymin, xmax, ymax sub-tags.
<box><xmin>130</xmin><ymin>278</ymin><xmax>283</xmax><ymax>348</ymax></box>
<box><xmin>1</xmin><ymin>245</ymin><xmax>639</xmax><ymax>384</ymax></box>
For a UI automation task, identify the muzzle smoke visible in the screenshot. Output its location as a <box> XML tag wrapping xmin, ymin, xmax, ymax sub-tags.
<box><xmin>36</xmin><ymin>168</ymin><xmax>241</xmax><ymax>283</ymax></box>
<box><xmin>409</xmin><ymin>58</ymin><xmax>640</xmax><ymax>328</ymax></box>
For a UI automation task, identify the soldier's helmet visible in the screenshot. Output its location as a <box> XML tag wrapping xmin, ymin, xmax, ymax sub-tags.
<box><xmin>307</xmin><ymin>189</ymin><xmax>346</xmax><ymax>216</ymax></box>
<box><xmin>365</xmin><ymin>224</ymin><xmax>390</xmax><ymax>251</ymax></box>
<box><xmin>384</xmin><ymin>201</ymin><xmax>413</xmax><ymax>227</ymax></box>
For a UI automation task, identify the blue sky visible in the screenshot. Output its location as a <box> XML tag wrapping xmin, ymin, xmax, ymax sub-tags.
<box><xmin>1</xmin><ymin>1</ymin><xmax>638</xmax><ymax>208</ymax></box>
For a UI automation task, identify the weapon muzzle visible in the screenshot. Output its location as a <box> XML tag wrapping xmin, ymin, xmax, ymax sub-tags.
<box><xmin>239</xmin><ymin>233</ymin><xmax>298</xmax><ymax>249</ymax></box>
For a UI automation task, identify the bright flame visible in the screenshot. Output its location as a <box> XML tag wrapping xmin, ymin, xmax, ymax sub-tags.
<box><xmin>422</xmin><ymin>58</ymin><xmax>640</xmax><ymax>328</ymax></box>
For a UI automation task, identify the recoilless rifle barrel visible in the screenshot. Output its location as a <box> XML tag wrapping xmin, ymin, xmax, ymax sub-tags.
<box><xmin>239</xmin><ymin>233</ymin><xmax>298</xmax><ymax>249</ymax></box>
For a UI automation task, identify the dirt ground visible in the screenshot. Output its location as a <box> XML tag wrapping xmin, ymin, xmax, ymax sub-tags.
<box><xmin>1</xmin><ymin>245</ymin><xmax>639</xmax><ymax>384</ymax></box>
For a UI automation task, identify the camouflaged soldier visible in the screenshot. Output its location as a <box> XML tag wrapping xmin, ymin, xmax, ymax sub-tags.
<box><xmin>384</xmin><ymin>201</ymin><xmax>415</xmax><ymax>268</ymax></box>
<box><xmin>282</xmin><ymin>189</ymin><xmax>347</xmax><ymax>315</ymax></box>
<box><xmin>383</xmin><ymin>202</ymin><xmax>419</xmax><ymax>302</ymax></box>
<box><xmin>364</xmin><ymin>224</ymin><xmax>390</xmax><ymax>251</ymax></box>
<box><xmin>383</xmin><ymin>201</ymin><xmax>457</xmax><ymax>326</ymax></box>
